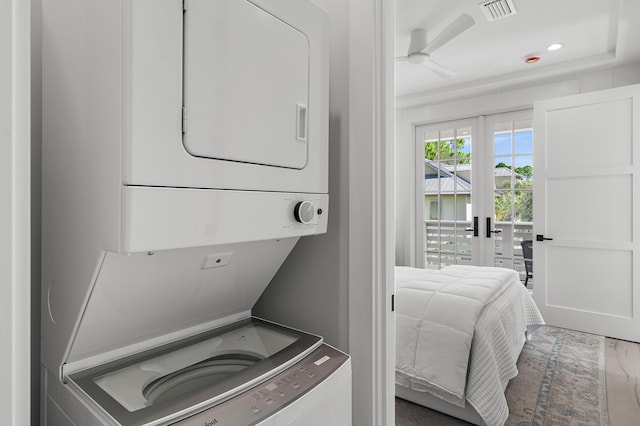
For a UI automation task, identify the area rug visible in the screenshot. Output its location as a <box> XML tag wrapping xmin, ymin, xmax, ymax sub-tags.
<box><xmin>505</xmin><ymin>325</ymin><xmax>609</xmax><ymax>425</ymax></box>
<box><xmin>396</xmin><ymin>325</ymin><xmax>609</xmax><ymax>425</ymax></box>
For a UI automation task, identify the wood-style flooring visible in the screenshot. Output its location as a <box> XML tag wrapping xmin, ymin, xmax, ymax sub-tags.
<box><xmin>606</xmin><ymin>337</ymin><xmax>640</xmax><ymax>425</ymax></box>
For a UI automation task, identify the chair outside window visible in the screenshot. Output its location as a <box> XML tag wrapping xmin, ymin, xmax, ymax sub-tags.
<box><xmin>521</xmin><ymin>240</ymin><xmax>533</xmax><ymax>287</ymax></box>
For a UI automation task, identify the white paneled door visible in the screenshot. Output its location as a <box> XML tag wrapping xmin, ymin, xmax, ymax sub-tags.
<box><xmin>533</xmin><ymin>84</ymin><xmax>640</xmax><ymax>342</ymax></box>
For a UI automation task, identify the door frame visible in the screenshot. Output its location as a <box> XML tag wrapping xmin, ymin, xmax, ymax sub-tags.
<box><xmin>0</xmin><ymin>0</ymin><xmax>31</xmax><ymax>423</ymax></box>
<box><xmin>348</xmin><ymin>0</ymin><xmax>396</xmax><ymax>425</ymax></box>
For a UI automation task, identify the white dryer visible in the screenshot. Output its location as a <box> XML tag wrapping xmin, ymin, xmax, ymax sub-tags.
<box><xmin>40</xmin><ymin>0</ymin><xmax>349</xmax><ymax>424</ymax></box>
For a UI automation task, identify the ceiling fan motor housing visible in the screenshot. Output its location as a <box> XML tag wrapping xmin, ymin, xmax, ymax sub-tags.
<box><xmin>408</xmin><ymin>52</ymin><xmax>428</xmax><ymax>64</ymax></box>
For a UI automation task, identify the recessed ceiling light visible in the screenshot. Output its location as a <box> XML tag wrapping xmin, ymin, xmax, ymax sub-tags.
<box><xmin>547</xmin><ymin>43</ymin><xmax>563</xmax><ymax>51</ymax></box>
<box><xmin>524</xmin><ymin>55</ymin><xmax>540</xmax><ymax>64</ymax></box>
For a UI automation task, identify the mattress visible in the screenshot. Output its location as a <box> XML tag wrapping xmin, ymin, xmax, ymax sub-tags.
<box><xmin>395</xmin><ymin>265</ymin><xmax>544</xmax><ymax>425</ymax></box>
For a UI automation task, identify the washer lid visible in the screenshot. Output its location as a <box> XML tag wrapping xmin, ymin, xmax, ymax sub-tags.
<box><xmin>65</xmin><ymin>239</ymin><xmax>300</xmax><ymax>371</ymax></box>
<box><xmin>183</xmin><ymin>0</ymin><xmax>309</xmax><ymax>169</ymax></box>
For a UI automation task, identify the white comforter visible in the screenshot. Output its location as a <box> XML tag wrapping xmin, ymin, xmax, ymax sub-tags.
<box><xmin>395</xmin><ymin>265</ymin><xmax>544</xmax><ymax>425</ymax></box>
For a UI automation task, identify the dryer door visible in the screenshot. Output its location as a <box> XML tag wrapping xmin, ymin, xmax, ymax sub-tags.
<box><xmin>183</xmin><ymin>0</ymin><xmax>310</xmax><ymax>169</ymax></box>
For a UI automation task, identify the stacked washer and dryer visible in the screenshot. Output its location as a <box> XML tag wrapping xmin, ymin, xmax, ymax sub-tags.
<box><xmin>41</xmin><ymin>0</ymin><xmax>351</xmax><ymax>425</ymax></box>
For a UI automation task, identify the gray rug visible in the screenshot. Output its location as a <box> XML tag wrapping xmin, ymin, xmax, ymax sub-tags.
<box><xmin>396</xmin><ymin>326</ymin><xmax>609</xmax><ymax>425</ymax></box>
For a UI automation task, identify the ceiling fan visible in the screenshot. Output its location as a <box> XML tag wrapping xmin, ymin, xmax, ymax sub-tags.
<box><xmin>396</xmin><ymin>13</ymin><xmax>475</xmax><ymax>78</ymax></box>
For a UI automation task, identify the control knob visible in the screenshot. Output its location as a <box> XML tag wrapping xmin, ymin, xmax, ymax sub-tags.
<box><xmin>294</xmin><ymin>201</ymin><xmax>315</xmax><ymax>224</ymax></box>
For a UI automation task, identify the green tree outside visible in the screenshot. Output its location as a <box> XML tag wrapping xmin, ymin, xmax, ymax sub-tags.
<box><xmin>425</xmin><ymin>139</ymin><xmax>471</xmax><ymax>163</ymax></box>
<box><xmin>495</xmin><ymin>162</ymin><xmax>532</xmax><ymax>180</ymax></box>
<box><xmin>494</xmin><ymin>163</ymin><xmax>533</xmax><ymax>222</ymax></box>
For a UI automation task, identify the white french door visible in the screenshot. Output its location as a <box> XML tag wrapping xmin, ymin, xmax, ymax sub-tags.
<box><xmin>415</xmin><ymin>111</ymin><xmax>534</xmax><ymax>281</ymax></box>
<box><xmin>415</xmin><ymin>118</ymin><xmax>481</xmax><ymax>269</ymax></box>
<box><xmin>533</xmin><ymin>84</ymin><xmax>640</xmax><ymax>342</ymax></box>
<box><xmin>483</xmin><ymin>111</ymin><xmax>534</xmax><ymax>276</ymax></box>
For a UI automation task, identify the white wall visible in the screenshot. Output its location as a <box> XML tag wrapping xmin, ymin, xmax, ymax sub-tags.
<box><xmin>0</xmin><ymin>0</ymin><xmax>31</xmax><ymax>424</ymax></box>
<box><xmin>395</xmin><ymin>63</ymin><xmax>640</xmax><ymax>266</ymax></box>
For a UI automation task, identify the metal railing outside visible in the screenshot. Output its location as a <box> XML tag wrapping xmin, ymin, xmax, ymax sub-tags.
<box><xmin>424</xmin><ymin>220</ymin><xmax>533</xmax><ymax>283</ymax></box>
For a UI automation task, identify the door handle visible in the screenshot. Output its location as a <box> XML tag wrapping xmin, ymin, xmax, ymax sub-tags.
<box><xmin>536</xmin><ymin>234</ymin><xmax>553</xmax><ymax>242</ymax></box>
<box><xmin>485</xmin><ymin>217</ymin><xmax>501</xmax><ymax>238</ymax></box>
<box><xmin>464</xmin><ymin>216</ymin><xmax>479</xmax><ymax>237</ymax></box>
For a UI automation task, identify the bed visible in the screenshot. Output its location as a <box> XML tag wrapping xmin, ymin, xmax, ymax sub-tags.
<box><xmin>395</xmin><ymin>265</ymin><xmax>544</xmax><ymax>426</ymax></box>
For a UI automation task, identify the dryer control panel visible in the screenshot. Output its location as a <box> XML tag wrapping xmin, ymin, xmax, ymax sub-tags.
<box><xmin>172</xmin><ymin>344</ymin><xmax>349</xmax><ymax>425</ymax></box>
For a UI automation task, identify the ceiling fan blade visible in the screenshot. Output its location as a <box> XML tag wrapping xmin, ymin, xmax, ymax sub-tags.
<box><xmin>423</xmin><ymin>13</ymin><xmax>475</xmax><ymax>54</ymax></box>
<box><xmin>408</xmin><ymin>28</ymin><xmax>427</xmax><ymax>54</ymax></box>
<box><xmin>423</xmin><ymin>59</ymin><xmax>455</xmax><ymax>78</ymax></box>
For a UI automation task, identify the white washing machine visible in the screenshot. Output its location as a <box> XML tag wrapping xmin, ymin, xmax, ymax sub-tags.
<box><xmin>42</xmin><ymin>243</ymin><xmax>351</xmax><ymax>425</ymax></box>
<box><xmin>61</xmin><ymin>318</ymin><xmax>351</xmax><ymax>425</ymax></box>
<box><xmin>40</xmin><ymin>0</ymin><xmax>349</xmax><ymax>424</ymax></box>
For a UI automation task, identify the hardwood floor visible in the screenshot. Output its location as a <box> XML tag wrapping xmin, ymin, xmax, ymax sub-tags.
<box><xmin>606</xmin><ymin>337</ymin><xmax>640</xmax><ymax>425</ymax></box>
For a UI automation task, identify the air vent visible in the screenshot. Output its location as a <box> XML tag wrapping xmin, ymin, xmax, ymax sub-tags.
<box><xmin>479</xmin><ymin>0</ymin><xmax>517</xmax><ymax>21</ymax></box>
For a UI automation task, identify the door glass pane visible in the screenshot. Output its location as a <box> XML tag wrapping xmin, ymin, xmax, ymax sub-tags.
<box><xmin>494</xmin><ymin>158</ymin><xmax>514</xmax><ymax>189</ymax></box>
<box><xmin>514</xmin><ymin>189</ymin><xmax>533</xmax><ymax>222</ymax></box>
<box><xmin>494</xmin><ymin>127</ymin><xmax>512</xmax><ymax>156</ymax></box>
<box><xmin>493</xmin><ymin>119</ymin><xmax>533</xmax><ymax>284</ymax></box>
<box><xmin>424</xmin><ymin>130</ymin><xmax>440</xmax><ymax>160</ymax></box>
<box><xmin>514</xmin><ymin>120</ymin><xmax>533</xmax><ymax>152</ymax></box>
<box><xmin>422</xmin><ymin>126</ymin><xmax>473</xmax><ymax>270</ymax></box>
<box><xmin>494</xmin><ymin>189</ymin><xmax>512</xmax><ymax>221</ymax></box>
